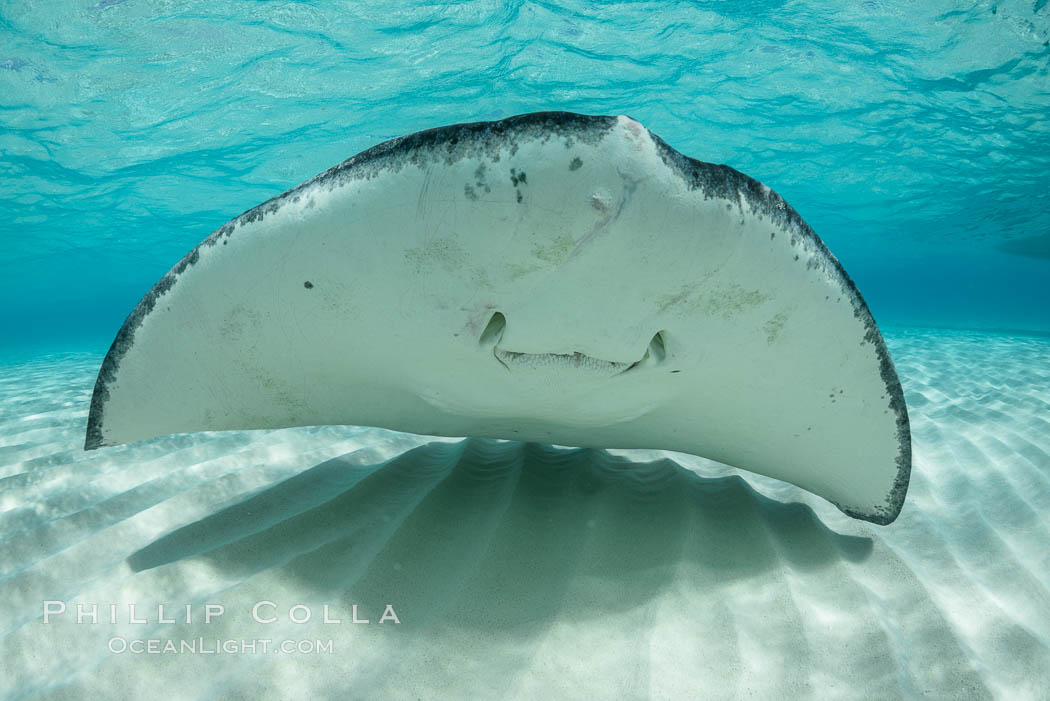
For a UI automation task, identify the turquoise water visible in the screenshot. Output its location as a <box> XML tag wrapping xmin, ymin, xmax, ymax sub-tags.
<box><xmin>3</xmin><ymin>5</ymin><xmax>1050</xmax><ymax>698</ymax></box>
<box><xmin>2</xmin><ymin>1</ymin><xmax>1049</xmax><ymax>354</ymax></box>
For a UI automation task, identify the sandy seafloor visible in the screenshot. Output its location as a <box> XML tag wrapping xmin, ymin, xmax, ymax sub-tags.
<box><xmin>1</xmin><ymin>328</ymin><xmax>1048</xmax><ymax>700</ymax></box>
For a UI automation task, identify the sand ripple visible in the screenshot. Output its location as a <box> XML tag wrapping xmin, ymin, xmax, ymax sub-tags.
<box><xmin>1</xmin><ymin>329</ymin><xmax>1049</xmax><ymax>699</ymax></box>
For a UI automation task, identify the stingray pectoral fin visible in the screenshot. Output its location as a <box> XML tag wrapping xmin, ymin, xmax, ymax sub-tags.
<box><xmin>85</xmin><ymin>112</ymin><xmax>910</xmax><ymax>525</ymax></box>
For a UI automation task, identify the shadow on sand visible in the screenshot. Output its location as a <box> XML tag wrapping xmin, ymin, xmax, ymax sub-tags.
<box><xmin>129</xmin><ymin>438</ymin><xmax>871</xmax><ymax>630</ymax></box>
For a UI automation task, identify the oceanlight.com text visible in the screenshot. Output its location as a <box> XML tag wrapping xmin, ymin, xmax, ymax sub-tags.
<box><xmin>107</xmin><ymin>637</ymin><xmax>335</xmax><ymax>655</ymax></box>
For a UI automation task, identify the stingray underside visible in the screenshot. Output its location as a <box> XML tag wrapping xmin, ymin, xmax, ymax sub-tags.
<box><xmin>86</xmin><ymin>112</ymin><xmax>910</xmax><ymax>524</ymax></box>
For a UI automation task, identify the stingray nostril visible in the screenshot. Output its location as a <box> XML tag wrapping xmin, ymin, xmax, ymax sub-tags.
<box><xmin>614</xmin><ymin>331</ymin><xmax>670</xmax><ymax>376</ymax></box>
<box><xmin>479</xmin><ymin>311</ymin><xmax>506</xmax><ymax>346</ymax></box>
<box><xmin>649</xmin><ymin>331</ymin><xmax>667</xmax><ymax>364</ymax></box>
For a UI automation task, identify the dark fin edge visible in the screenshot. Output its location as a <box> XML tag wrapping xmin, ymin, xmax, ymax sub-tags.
<box><xmin>644</xmin><ymin>125</ymin><xmax>911</xmax><ymax>525</ymax></box>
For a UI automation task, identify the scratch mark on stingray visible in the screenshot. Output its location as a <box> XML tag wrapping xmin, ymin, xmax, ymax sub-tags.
<box><xmin>568</xmin><ymin>170</ymin><xmax>645</xmax><ymax>259</ymax></box>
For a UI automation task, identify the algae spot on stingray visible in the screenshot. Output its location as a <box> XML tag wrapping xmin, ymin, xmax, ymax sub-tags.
<box><xmin>764</xmin><ymin>311</ymin><xmax>789</xmax><ymax>344</ymax></box>
<box><xmin>531</xmin><ymin>233</ymin><xmax>576</xmax><ymax>265</ymax></box>
<box><xmin>404</xmin><ymin>234</ymin><xmax>466</xmax><ymax>275</ymax></box>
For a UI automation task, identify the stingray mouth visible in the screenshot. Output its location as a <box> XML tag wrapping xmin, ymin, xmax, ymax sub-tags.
<box><xmin>478</xmin><ymin>312</ymin><xmax>667</xmax><ymax>377</ymax></box>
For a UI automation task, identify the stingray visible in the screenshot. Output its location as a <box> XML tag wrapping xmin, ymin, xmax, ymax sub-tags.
<box><xmin>85</xmin><ymin>112</ymin><xmax>910</xmax><ymax>525</ymax></box>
